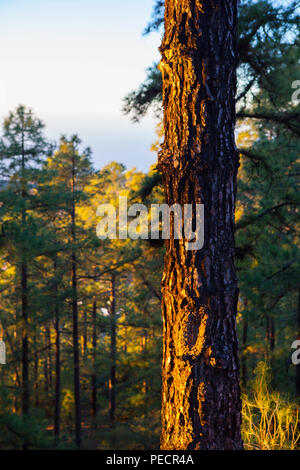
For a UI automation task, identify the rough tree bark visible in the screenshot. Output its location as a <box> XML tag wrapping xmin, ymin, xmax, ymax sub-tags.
<box><xmin>158</xmin><ymin>0</ymin><xmax>243</xmax><ymax>450</ymax></box>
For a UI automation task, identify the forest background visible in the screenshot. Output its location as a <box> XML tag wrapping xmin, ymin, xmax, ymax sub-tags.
<box><xmin>0</xmin><ymin>0</ymin><xmax>299</xmax><ymax>451</ymax></box>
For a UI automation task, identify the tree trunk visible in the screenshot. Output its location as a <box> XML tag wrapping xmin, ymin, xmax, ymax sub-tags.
<box><xmin>109</xmin><ymin>275</ymin><xmax>116</xmax><ymax>427</ymax></box>
<box><xmin>82</xmin><ymin>310</ymin><xmax>87</xmax><ymax>360</ymax></box>
<box><xmin>46</xmin><ymin>323</ymin><xmax>53</xmax><ymax>387</ymax></box>
<box><xmin>266</xmin><ymin>316</ymin><xmax>275</xmax><ymax>352</ymax></box>
<box><xmin>21</xmin><ymin>261</ymin><xmax>29</xmax><ymax>415</ymax></box>
<box><xmin>296</xmin><ymin>288</ymin><xmax>300</xmax><ymax>397</ymax></box>
<box><xmin>91</xmin><ymin>300</ymin><xmax>98</xmax><ymax>425</ymax></box>
<box><xmin>242</xmin><ymin>318</ymin><xmax>248</xmax><ymax>389</ymax></box>
<box><xmin>54</xmin><ymin>259</ymin><xmax>61</xmax><ymax>444</ymax></box>
<box><xmin>34</xmin><ymin>332</ymin><xmax>39</xmax><ymax>407</ymax></box>
<box><xmin>44</xmin><ymin>327</ymin><xmax>49</xmax><ymax>394</ymax></box>
<box><xmin>158</xmin><ymin>0</ymin><xmax>243</xmax><ymax>450</ymax></box>
<box><xmin>71</xmin><ymin>155</ymin><xmax>82</xmax><ymax>448</ymax></box>
<box><xmin>21</xmin><ymin>128</ymin><xmax>29</xmax><ymax>416</ymax></box>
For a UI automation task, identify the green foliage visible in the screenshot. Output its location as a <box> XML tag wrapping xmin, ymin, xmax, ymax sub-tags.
<box><xmin>0</xmin><ymin>0</ymin><xmax>299</xmax><ymax>451</ymax></box>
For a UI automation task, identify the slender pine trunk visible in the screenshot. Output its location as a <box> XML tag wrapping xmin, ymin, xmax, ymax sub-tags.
<box><xmin>296</xmin><ymin>289</ymin><xmax>300</xmax><ymax>397</ymax></box>
<box><xmin>34</xmin><ymin>332</ymin><xmax>39</xmax><ymax>407</ymax></box>
<box><xmin>82</xmin><ymin>310</ymin><xmax>87</xmax><ymax>360</ymax></box>
<box><xmin>46</xmin><ymin>323</ymin><xmax>52</xmax><ymax>387</ymax></box>
<box><xmin>91</xmin><ymin>300</ymin><xmax>98</xmax><ymax>425</ymax></box>
<box><xmin>109</xmin><ymin>275</ymin><xmax>116</xmax><ymax>427</ymax></box>
<box><xmin>21</xmin><ymin>129</ymin><xmax>29</xmax><ymax>416</ymax></box>
<box><xmin>21</xmin><ymin>261</ymin><xmax>29</xmax><ymax>415</ymax></box>
<box><xmin>242</xmin><ymin>318</ymin><xmax>248</xmax><ymax>389</ymax></box>
<box><xmin>159</xmin><ymin>0</ymin><xmax>243</xmax><ymax>449</ymax></box>
<box><xmin>54</xmin><ymin>259</ymin><xmax>61</xmax><ymax>444</ymax></box>
<box><xmin>44</xmin><ymin>327</ymin><xmax>49</xmax><ymax>394</ymax></box>
<box><xmin>266</xmin><ymin>316</ymin><xmax>275</xmax><ymax>352</ymax></box>
<box><xmin>71</xmin><ymin>155</ymin><xmax>81</xmax><ymax>448</ymax></box>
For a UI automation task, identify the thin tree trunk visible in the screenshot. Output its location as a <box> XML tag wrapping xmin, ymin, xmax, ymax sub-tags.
<box><xmin>158</xmin><ymin>0</ymin><xmax>243</xmax><ymax>450</ymax></box>
<box><xmin>109</xmin><ymin>275</ymin><xmax>116</xmax><ymax>427</ymax></box>
<box><xmin>46</xmin><ymin>323</ymin><xmax>53</xmax><ymax>387</ymax></box>
<box><xmin>21</xmin><ymin>262</ymin><xmax>29</xmax><ymax>415</ymax></box>
<box><xmin>4</xmin><ymin>327</ymin><xmax>21</xmax><ymax>412</ymax></box>
<box><xmin>242</xmin><ymin>318</ymin><xmax>248</xmax><ymax>389</ymax></box>
<box><xmin>21</xmin><ymin>127</ymin><xmax>29</xmax><ymax>416</ymax></box>
<box><xmin>266</xmin><ymin>316</ymin><xmax>275</xmax><ymax>352</ymax></box>
<box><xmin>44</xmin><ymin>327</ymin><xmax>49</xmax><ymax>394</ymax></box>
<box><xmin>54</xmin><ymin>259</ymin><xmax>61</xmax><ymax>444</ymax></box>
<box><xmin>82</xmin><ymin>310</ymin><xmax>87</xmax><ymax>360</ymax></box>
<box><xmin>296</xmin><ymin>288</ymin><xmax>300</xmax><ymax>397</ymax></box>
<box><xmin>91</xmin><ymin>300</ymin><xmax>98</xmax><ymax>425</ymax></box>
<box><xmin>34</xmin><ymin>332</ymin><xmax>39</xmax><ymax>407</ymax></box>
<box><xmin>71</xmin><ymin>154</ymin><xmax>82</xmax><ymax>448</ymax></box>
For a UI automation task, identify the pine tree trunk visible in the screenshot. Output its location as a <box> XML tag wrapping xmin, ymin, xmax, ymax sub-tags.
<box><xmin>34</xmin><ymin>332</ymin><xmax>39</xmax><ymax>407</ymax></box>
<box><xmin>71</xmin><ymin>156</ymin><xmax>82</xmax><ymax>448</ymax></box>
<box><xmin>83</xmin><ymin>310</ymin><xmax>87</xmax><ymax>360</ymax></box>
<box><xmin>54</xmin><ymin>259</ymin><xmax>61</xmax><ymax>444</ymax></box>
<box><xmin>47</xmin><ymin>323</ymin><xmax>53</xmax><ymax>387</ymax></box>
<box><xmin>266</xmin><ymin>316</ymin><xmax>275</xmax><ymax>352</ymax></box>
<box><xmin>44</xmin><ymin>327</ymin><xmax>49</xmax><ymax>393</ymax></box>
<box><xmin>21</xmin><ymin>130</ymin><xmax>29</xmax><ymax>416</ymax></box>
<box><xmin>296</xmin><ymin>288</ymin><xmax>300</xmax><ymax>397</ymax></box>
<box><xmin>159</xmin><ymin>0</ymin><xmax>243</xmax><ymax>450</ymax></box>
<box><xmin>242</xmin><ymin>318</ymin><xmax>248</xmax><ymax>389</ymax></box>
<box><xmin>109</xmin><ymin>275</ymin><xmax>116</xmax><ymax>427</ymax></box>
<box><xmin>91</xmin><ymin>300</ymin><xmax>98</xmax><ymax>425</ymax></box>
<box><xmin>21</xmin><ymin>261</ymin><xmax>29</xmax><ymax>415</ymax></box>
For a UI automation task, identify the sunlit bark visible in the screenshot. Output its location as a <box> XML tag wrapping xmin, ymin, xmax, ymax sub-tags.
<box><xmin>159</xmin><ymin>0</ymin><xmax>243</xmax><ymax>450</ymax></box>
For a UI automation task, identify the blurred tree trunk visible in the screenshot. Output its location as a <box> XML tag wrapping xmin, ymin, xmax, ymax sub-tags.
<box><xmin>71</xmin><ymin>153</ymin><xmax>82</xmax><ymax>449</ymax></box>
<box><xmin>82</xmin><ymin>310</ymin><xmax>87</xmax><ymax>360</ymax></box>
<box><xmin>21</xmin><ymin>129</ymin><xmax>29</xmax><ymax>416</ymax></box>
<box><xmin>44</xmin><ymin>327</ymin><xmax>49</xmax><ymax>393</ymax></box>
<box><xmin>54</xmin><ymin>259</ymin><xmax>61</xmax><ymax>444</ymax></box>
<box><xmin>296</xmin><ymin>289</ymin><xmax>300</xmax><ymax>397</ymax></box>
<box><xmin>159</xmin><ymin>0</ymin><xmax>243</xmax><ymax>450</ymax></box>
<box><xmin>91</xmin><ymin>300</ymin><xmax>98</xmax><ymax>425</ymax></box>
<box><xmin>34</xmin><ymin>332</ymin><xmax>39</xmax><ymax>407</ymax></box>
<box><xmin>266</xmin><ymin>316</ymin><xmax>275</xmax><ymax>352</ymax></box>
<box><xmin>242</xmin><ymin>318</ymin><xmax>248</xmax><ymax>389</ymax></box>
<box><xmin>47</xmin><ymin>323</ymin><xmax>52</xmax><ymax>387</ymax></box>
<box><xmin>109</xmin><ymin>275</ymin><xmax>116</xmax><ymax>427</ymax></box>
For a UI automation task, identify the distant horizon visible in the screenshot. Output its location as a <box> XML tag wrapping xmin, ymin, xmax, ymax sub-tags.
<box><xmin>0</xmin><ymin>0</ymin><xmax>161</xmax><ymax>171</ymax></box>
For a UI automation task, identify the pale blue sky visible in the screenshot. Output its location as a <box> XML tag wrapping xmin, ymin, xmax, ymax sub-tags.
<box><xmin>0</xmin><ymin>0</ymin><xmax>161</xmax><ymax>171</ymax></box>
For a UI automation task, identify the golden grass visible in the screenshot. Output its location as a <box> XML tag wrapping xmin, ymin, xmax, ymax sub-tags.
<box><xmin>242</xmin><ymin>362</ymin><xmax>300</xmax><ymax>450</ymax></box>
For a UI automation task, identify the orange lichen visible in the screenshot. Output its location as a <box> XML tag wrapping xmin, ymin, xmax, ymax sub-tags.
<box><xmin>197</xmin><ymin>382</ymin><xmax>207</xmax><ymax>427</ymax></box>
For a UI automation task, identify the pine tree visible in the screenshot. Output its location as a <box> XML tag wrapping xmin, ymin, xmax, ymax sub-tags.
<box><xmin>48</xmin><ymin>135</ymin><xmax>93</xmax><ymax>448</ymax></box>
<box><xmin>0</xmin><ymin>105</ymin><xmax>50</xmax><ymax>417</ymax></box>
